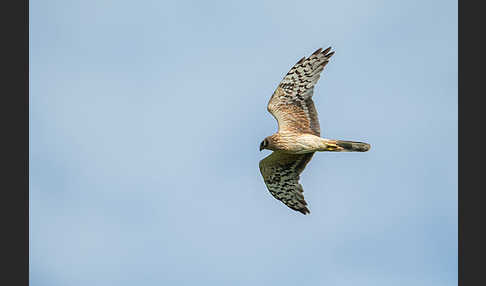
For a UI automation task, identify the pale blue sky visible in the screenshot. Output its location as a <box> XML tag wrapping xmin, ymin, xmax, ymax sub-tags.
<box><xmin>30</xmin><ymin>0</ymin><xmax>457</xmax><ymax>285</ymax></box>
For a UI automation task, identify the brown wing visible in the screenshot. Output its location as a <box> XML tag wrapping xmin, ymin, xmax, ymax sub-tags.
<box><xmin>259</xmin><ymin>151</ymin><xmax>315</xmax><ymax>215</ymax></box>
<box><xmin>267</xmin><ymin>47</ymin><xmax>334</xmax><ymax>136</ymax></box>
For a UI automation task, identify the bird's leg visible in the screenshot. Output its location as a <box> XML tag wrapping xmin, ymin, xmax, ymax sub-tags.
<box><xmin>318</xmin><ymin>139</ymin><xmax>345</xmax><ymax>151</ymax></box>
<box><xmin>319</xmin><ymin>138</ymin><xmax>371</xmax><ymax>152</ymax></box>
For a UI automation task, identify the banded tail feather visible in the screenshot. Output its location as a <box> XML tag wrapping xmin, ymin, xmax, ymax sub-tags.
<box><xmin>335</xmin><ymin>140</ymin><xmax>371</xmax><ymax>152</ymax></box>
<box><xmin>321</xmin><ymin>139</ymin><xmax>371</xmax><ymax>152</ymax></box>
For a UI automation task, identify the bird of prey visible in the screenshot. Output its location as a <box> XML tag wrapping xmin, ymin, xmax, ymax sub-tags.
<box><xmin>259</xmin><ymin>47</ymin><xmax>370</xmax><ymax>215</ymax></box>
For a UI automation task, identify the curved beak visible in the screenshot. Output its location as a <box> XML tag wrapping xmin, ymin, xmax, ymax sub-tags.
<box><xmin>259</xmin><ymin>144</ymin><xmax>264</xmax><ymax>151</ymax></box>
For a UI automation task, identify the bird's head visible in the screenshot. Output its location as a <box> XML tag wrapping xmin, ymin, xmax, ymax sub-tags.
<box><xmin>259</xmin><ymin>137</ymin><xmax>273</xmax><ymax>151</ymax></box>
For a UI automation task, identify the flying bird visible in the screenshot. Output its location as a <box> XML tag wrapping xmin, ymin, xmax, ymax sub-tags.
<box><xmin>259</xmin><ymin>47</ymin><xmax>370</xmax><ymax>215</ymax></box>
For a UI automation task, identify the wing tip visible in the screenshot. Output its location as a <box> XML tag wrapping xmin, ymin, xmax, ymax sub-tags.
<box><xmin>297</xmin><ymin>207</ymin><xmax>311</xmax><ymax>215</ymax></box>
<box><xmin>311</xmin><ymin>47</ymin><xmax>323</xmax><ymax>56</ymax></box>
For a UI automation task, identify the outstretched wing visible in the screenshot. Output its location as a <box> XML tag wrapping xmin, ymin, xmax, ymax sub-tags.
<box><xmin>267</xmin><ymin>47</ymin><xmax>334</xmax><ymax>136</ymax></box>
<box><xmin>259</xmin><ymin>151</ymin><xmax>315</xmax><ymax>214</ymax></box>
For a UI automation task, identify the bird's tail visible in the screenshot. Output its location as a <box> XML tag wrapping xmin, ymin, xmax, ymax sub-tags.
<box><xmin>320</xmin><ymin>139</ymin><xmax>371</xmax><ymax>152</ymax></box>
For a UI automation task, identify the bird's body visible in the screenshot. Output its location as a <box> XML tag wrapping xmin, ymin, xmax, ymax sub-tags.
<box><xmin>259</xmin><ymin>47</ymin><xmax>370</xmax><ymax>215</ymax></box>
<box><xmin>266</xmin><ymin>132</ymin><xmax>335</xmax><ymax>154</ymax></box>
